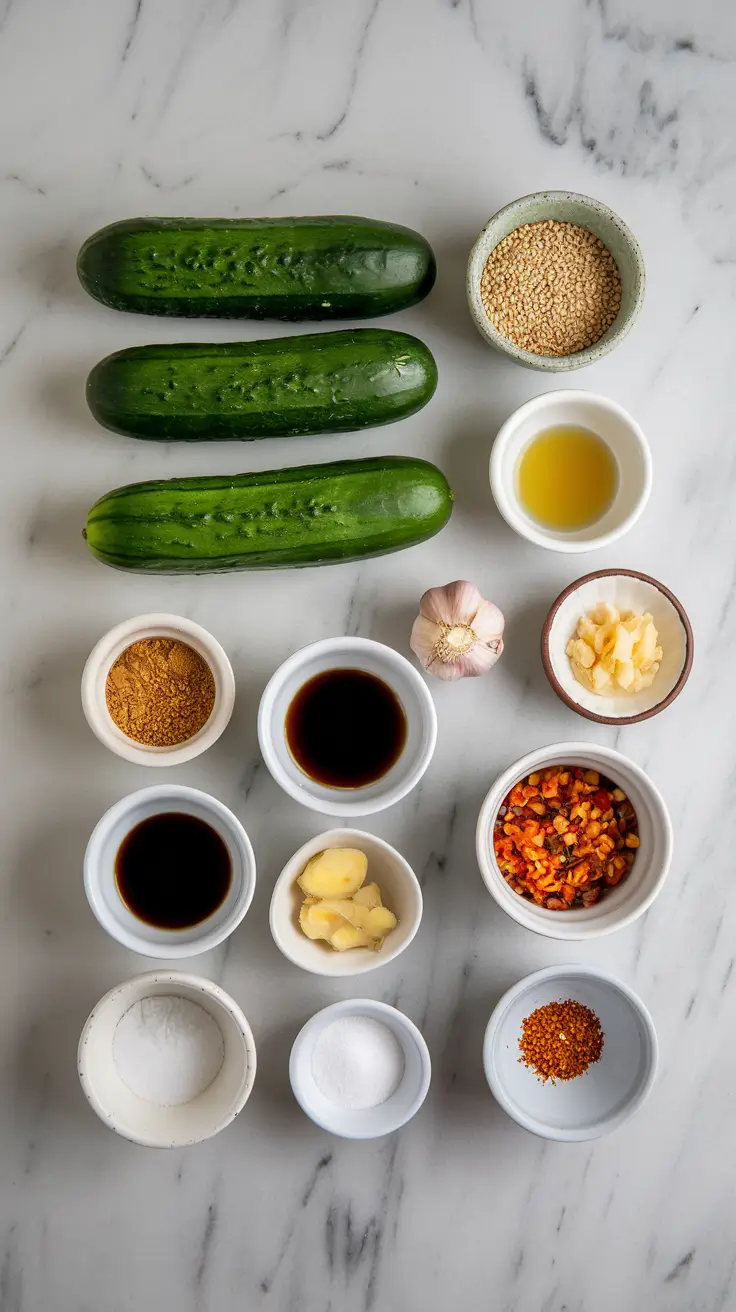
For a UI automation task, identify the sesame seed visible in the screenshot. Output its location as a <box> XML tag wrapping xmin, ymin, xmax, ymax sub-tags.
<box><xmin>479</xmin><ymin>220</ymin><xmax>622</xmax><ymax>357</ymax></box>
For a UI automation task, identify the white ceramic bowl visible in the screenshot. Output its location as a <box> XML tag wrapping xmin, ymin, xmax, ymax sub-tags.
<box><xmin>84</xmin><ymin>785</ymin><xmax>256</xmax><ymax>957</ymax></box>
<box><xmin>289</xmin><ymin>999</ymin><xmax>431</xmax><ymax>1139</ymax></box>
<box><xmin>489</xmin><ymin>391</ymin><xmax>652</xmax><ymax>553</ymax></box>
<box><xmin>258</xmin><ymin>637</ymin><xmax>437</xmax><ymax>817</ymax></box>
<box><xmin>78</xmin><ymin>971</ymin><xmax>257</xmax><ymax>1147</ymax></box>
<box><xmin>542</xmin><ymin>569</ymin><xmax>694</xmax><ymax>725</ymax></box>
<box><xmin>483</xmin><ymin>965</ymin><xmax>658</xmax><ymax>1141</ymax></box>
<box><xmin>476</xmin><ymin>742</ymin><xmax>672</xmax><ymax>940</ymax></box>
<box><xmin>270</xmin><ymin>828</ymin><xmax>423</xmax><ymax>977</ymax></box>
<box><xmin>82</xmin><ymin>613</ymin><xmax>235</xmax><ymax>766</ymax></box>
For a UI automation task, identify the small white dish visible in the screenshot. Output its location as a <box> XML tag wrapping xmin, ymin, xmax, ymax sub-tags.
<box><xmin>489</xmin><ymin>391</ymin><xmax>651</xmax><ymax>553</ymax></box>
<box><xmin>483</xmin><ymin>965</ymin><xmax>658</xmax><ymax>1141</ymax></box>
<box><xmin>289</xmin><ymin>998</ymin><xmax>431</xmax><ymax>1139</ymax></box>
<box><xmin>82</xmin><ymin>613</ymin><xmax>235</xmax><ymax>766</ymax></box>
<box><xmin>84</xmin><ymin>785</ymin><xmax>256</xmax><ymax>957</ymax></box>
<box><xmin>258</xmin><ymin>637</ymin><xmax>437</xmax><ymax>817</ymax></box>
<box><xmin>542</xmin><ymin>569</ymin><xmax>694</xmax><ymax>725</ymax></box>
<box><xmin>270</xmin><ymin>828</ymin><xmax>423</xmax><ymax>977</ymax></box>
<box><xmin>476</xmin><ymin>742</ymin><xmax>672</xmax><ymax>940</ymax></box>
<box><xmin>78</xmin><ymin>970</ymin><xmax>256</xmax><ymax>1147</ymax></box>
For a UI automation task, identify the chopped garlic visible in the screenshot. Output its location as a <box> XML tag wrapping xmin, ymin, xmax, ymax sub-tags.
<box><xmin>566</xmin><ymin>606</ymin><xmax>663</xmax><ymax>696</ymax></box>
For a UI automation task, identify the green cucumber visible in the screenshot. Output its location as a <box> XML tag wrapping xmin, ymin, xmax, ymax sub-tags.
<box><xmin>86</xmin><ymin>330</ymin><xmax>437</xmax><ymax>441</ymax></box>
<box><xmin>84</xmin><ymin>456</ymin><xmax>453</xmax><ymax>573</ymax></box>
<box><xmin>77</xmin><ymin>216</ymin><xmax>436</xmax><ymax>319</ymax></box>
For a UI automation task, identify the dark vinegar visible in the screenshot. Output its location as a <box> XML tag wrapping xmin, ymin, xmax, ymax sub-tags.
<box><xmin>115</xmin><ymin>812</ymin><xmax>232</xmax><ymax>930</ymax></box>
<box><xmin>285</xmin><ymin>668</ymin><xmax>407</xmax><ymax>789</ymax></box>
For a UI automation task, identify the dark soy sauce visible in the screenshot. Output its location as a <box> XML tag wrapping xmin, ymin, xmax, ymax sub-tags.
<box><xmin>285</xmin><ymin>668</ymin><xmax>407</xmax><ymax>789</ymax></box>
<box><xmin>115</xmin><ymin>813</ymin><xmax>232</xmax><ymax>930</ymax></box>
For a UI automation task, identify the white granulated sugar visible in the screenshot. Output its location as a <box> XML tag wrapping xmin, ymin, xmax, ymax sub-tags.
<box><xmin>113</xmin><ymin>995</ymin><xmax>225</xmax><ymax>1107</ymax></box>
<box><xmin>310</xmin><ymin>1015</ymin><xmax>405</xmax><ymax>1111</ymax></box>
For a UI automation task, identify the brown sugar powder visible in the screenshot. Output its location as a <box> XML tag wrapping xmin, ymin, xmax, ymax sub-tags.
<box><xmin>105</xmin><ymin>638</ymin><xmax>216</xmax><ymax>747</ymax></box>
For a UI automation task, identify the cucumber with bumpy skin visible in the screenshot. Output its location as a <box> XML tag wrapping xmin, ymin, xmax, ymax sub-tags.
<box><xmin>77</xmin><ymin>216</ymin><xmax>437</xmax><ymax>319</ymax></box>
<box><xmin>86</xmin><ymin>330</ymin><xmax>438</xmax><ymax>441</ymax></box>
<box><xmin>84</xmin><ymin>456</ymin><xmax>453</xmax><ymax>573</ymax></box>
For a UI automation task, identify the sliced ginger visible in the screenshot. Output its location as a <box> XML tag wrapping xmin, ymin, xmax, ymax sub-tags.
<box><xmin>296</xmin><ymin>849</ymin><xmax>397</xmax><ymax>952</ymax></box>
<box><xmin>297</xmin><ymin>847</ymin><xmax>368</xmax><ymax>898</ymax></box>
<box><xmin>331</xmin><ymin>924</ymin><xmax>373</xmax><ymax>952</ymax></box>
<box><xmin>352</xmin><ymin>882</ymin><xmax>382</xmax><ymax>909</ymax></box>
<box><xmin>365</xmin><ymin>906</ymin><xmax>398</xmax><ymax>936</ymax></box>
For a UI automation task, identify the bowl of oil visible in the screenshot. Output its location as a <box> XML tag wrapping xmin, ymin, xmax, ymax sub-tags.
<box><xmin>489</xmin><ymin>390</ymin><xmax>652</xmax><ymax>553</ymax></box>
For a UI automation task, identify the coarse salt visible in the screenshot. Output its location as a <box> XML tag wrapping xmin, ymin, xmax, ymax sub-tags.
<box><xmin>310</xmin><ymin>1015</ymin><xmax>405</xmax><ymax>1111</ymax></box>
<box><xmin>113</xmin><ymin>995</ymin><xmax>225</xmax><ymax>1106</ymax></box>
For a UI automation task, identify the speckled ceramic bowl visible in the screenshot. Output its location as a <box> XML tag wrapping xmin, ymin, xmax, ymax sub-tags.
<box><xmin>78</xmin><ymin>971</ymin><xmax>257</xmax><ymax>1148</ymax></box>
<box><xmin>467</xmin><ymin>191</ymin><xmax>645</xmax><ymax>371</ymax></box>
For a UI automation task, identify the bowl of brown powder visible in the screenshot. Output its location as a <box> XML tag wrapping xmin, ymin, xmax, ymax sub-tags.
<box><xmin>82</xmin><ymin>613</ymin><xmax>235</xmax><ymax>765</ymax></box>
<box><xmin>466</xmin><ymin>191</ymin><xmax>644</xmax><ymax>371</ymax></box>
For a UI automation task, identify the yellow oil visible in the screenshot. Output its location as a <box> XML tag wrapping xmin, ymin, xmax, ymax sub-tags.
<box><xmin>516</xmin><ymin>425</ymin><xmax>618</xmax><ymax>532</ymax></box>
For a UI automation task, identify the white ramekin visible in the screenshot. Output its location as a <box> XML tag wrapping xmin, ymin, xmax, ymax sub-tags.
<box><xmin>289</xmin><ymin>999</ymin><xmax>431</xmax><ymax>1139</ymax></box>
<box><xmin>483</xmin><ymin>965</ymin><xmax>658</xmax><ymax>1141</ymax></box>
<box><xmin>84</xmin><ymin>785</ymin><xmax>256</xmax><ymax>957</ymax></box>
<box><xmin>269</xmin><ymin>828</ymin><xmax>423</xmax><ymax>977</ymax></box>
<box><xmin>476</xmin><ymin>742</ymin><xmax>672</xmax><ymax>940</ymax></box>
<box><xmin>258</xmin><ymin>637</ymin><xmax>437</xmax><ymax>817</ymax></box>
<box><xmin>489</xmin><ymin>391</ymin><xmax>652</xmax><ymax>553</ymax></box>
<box><xmin>78</xmin><ymin>971</ymin><xmax>256</xmax><ymax>1147</ymax></box>
<box><xmin>81</xmin><ymin>613</ymin><xmax>235</xmax><ymax>766</ymax></box>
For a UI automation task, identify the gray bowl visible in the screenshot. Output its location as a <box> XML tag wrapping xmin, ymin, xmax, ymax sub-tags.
<box><xmin>466</xmin><ymin>191</ymin><xmax>645</xmax><ymax>372</ymax></box>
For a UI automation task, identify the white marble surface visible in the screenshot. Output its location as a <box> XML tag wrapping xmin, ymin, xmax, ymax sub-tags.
<box><xmin>1</xmin><ymin>1</ymin><xmax>734</xmax><ymax>1309</ymax></box>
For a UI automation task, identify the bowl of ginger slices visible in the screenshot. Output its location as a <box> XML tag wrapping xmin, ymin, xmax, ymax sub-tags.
<box><xmin>269</xmin><ymin>830</ymin><xmax>423</xmax><ymax>977</ymax></box>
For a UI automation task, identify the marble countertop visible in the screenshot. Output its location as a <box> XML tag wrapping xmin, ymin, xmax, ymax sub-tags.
<box><xmin>1</xmin><ymin>1</ymin><xmax>734</xmax><ymax>1309</ymax></box>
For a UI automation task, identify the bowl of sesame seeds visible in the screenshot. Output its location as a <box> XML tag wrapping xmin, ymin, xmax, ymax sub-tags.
<box><xmin>466</xmin><ymin>191</ymin><xmax>645</xmax><ymax>371</ymax></box>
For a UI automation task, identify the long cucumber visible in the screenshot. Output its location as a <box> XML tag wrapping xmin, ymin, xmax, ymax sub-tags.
<box><xmin>86</xmin><ymin>330</ymin><xmax>437</xmax><ymax>440</ymax></box>
<box><xmin>77</xmin><ymin>216</ymin><xmax>437</xmax><ymax>319</ymax></box>
<box><xmin>84</xmin><ymin>457</ymin><xmax>453</xmax><ymax>572</ymax></box>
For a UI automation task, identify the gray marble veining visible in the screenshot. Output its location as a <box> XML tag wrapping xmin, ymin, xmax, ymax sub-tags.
<box><xmin>1</xmin><ymin>1</ymin><xmax>735</xmax><ymax>1309</ymax></box>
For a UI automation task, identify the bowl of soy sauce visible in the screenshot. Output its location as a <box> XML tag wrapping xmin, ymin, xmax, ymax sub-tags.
<box><xmin>258</xmin><ymin>637</ymin><xmax>437</xmax><ymax>816</ymax></box>
<box><xmin>84</xmin><ymin>785</ymin><xmax>256</xmax><ymax>957</ymax></box>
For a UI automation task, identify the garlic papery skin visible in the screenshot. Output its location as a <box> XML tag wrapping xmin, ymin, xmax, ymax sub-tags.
<box><xmin>410</xmin><ymin>581</ymin><xmax>505</xmax><ymax>680</ymax></box>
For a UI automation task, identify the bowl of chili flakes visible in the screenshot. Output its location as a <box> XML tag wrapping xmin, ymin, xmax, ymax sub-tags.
<box><xmin>476</xmin><ymin>742</ymin><xmax>672</xmax><ymax>939</ymax></box>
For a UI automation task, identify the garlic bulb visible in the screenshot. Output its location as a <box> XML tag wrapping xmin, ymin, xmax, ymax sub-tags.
<box><xmin>410</xmin><ymin>580</ymin><xmax>505</xmax><ymax>680</ymax></box>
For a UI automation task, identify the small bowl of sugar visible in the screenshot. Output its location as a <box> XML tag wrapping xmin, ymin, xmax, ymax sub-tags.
<box><xmin>289</xmin><ymin>998</ymin><xmax>431</xmax><ymax>1139</ymax></box>
<box><xmin>78</xmin><ymin>971</ymin><xmax>256</xmax><ymax>1147</ymax></box>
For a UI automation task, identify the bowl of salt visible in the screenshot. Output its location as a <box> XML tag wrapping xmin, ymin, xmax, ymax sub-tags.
<box><xmin>78</xmin><ymin>971</ymin><xmax>256</xmax><ymax>1147</ymax></box>
<box><xmin>289</xmin><ymin>998</ymin><xmax>431</xmax><ymax>1139</ymax></box>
